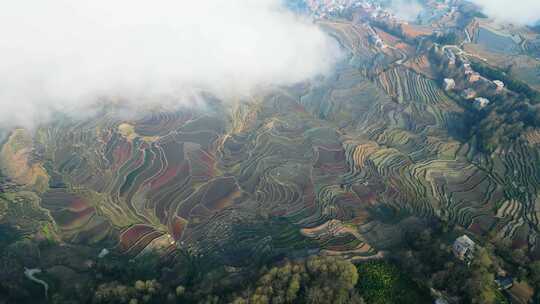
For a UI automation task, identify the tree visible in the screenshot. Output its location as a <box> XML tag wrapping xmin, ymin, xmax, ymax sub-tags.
<box><xmin>466</xmin><ymin>248</ymin><xmax>496</xmax><ymax>304</ymax></box>
<box><xmin>237</xmin><ymin>256</ymin><xmax>360</xmax><ymax>304</ymax></box>
<box><xmin>529</xmin><ymin>261</ymin><xmax>540</xmax><ymax>287</ymax></box>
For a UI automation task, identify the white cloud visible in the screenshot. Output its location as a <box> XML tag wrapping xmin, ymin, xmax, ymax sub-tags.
<box><xmin>389</xmin><ymin>0</ymin><xmax>424</xmax><ymax>22</ymax></box>
<box><xmin>0</xmin><ymin>0</ymin><xmax>341</xmax><ymax>128</ymax></box>
<box><xmin>470</xmin><ymin>0</ymin><xmax>540</xmax><ymax>25</ymax></box>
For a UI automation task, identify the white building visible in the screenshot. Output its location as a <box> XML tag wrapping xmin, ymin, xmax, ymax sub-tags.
<box><xmin>463</xmin><ymin>63</ymin><xmax>473</xmax><ymax>75</ymax></box>
<box><xmin>474</xmin><ymin>97</ymin><xmax>490</xmax><ymax>109</ymax></box>
<box><xmin>494</xmin><ymin>80</ymin><xmax>505</xmax><ymax>92</ymax></box>
<box><xmin>435</xmin><ymin>299</ymin><xmax>449</xmax><ymax>304</ymax></box>
<box><xmin>453</xmin><ymin>235</ymin><xmax>476</xmax><ymax>262</ymax></box>
<box><xmin>444</xmin><ymin>78</ymin><xmax>455</xmax><ymax>91</ymax></box>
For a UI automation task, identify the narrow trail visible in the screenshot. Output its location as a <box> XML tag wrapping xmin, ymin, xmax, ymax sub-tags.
<box><xmin>24</xmin><ymin>267</ymin><xmax>49</xmax><ymax>299</ymax></box>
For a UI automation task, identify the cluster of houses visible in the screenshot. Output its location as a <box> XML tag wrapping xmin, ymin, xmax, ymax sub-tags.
<box><xmin>304</xmin><ymin>0</ymin><xmax>366</xmax><ymax>17</ymax></box>
<box><xmin>444</xmin><ymin>76</ymin><xmax>495</xmax><ymax>109</ymax></box>
<box><xmin>443</xmin><ymin>70</ymin><xmax>506</xmax><ymax>109</ymax></box>
<box><xmin>307</xmin><ymin>0</ymin><xmax>456</xmax><ymax>25</ymax></box>
<box><xmin>437</xmin><ymin>43</ymin><xmax>512</xmax><ymax>110</ymax></box>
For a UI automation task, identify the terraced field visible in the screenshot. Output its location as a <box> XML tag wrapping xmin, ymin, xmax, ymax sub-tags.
<box><xmin>3</xmin><ymin>18</ymin><xmax>540</xmax><ymax>267</ymax></box>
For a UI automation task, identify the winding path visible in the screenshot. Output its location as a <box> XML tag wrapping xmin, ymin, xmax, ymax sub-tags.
<box><xmin>24</xmin><ymin>268</ymin><xmax>48</xmax><ymax>299</ymax></box>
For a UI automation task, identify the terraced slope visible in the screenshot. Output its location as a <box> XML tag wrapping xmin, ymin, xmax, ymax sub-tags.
<box><xmin>3</xmin><ymin>18</ymin><xmax>540</xmax><ymax>266</ymax></box>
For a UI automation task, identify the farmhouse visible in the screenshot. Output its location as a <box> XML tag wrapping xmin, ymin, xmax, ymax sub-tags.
<box><xmin>435</xmin><ymin>298</ymin><xmax>449</xmax><ymax>304</ymax></box>
<box><xmin>473</xmin><ymin>97</ymin><xmax>490</xmax><ymax>108</ymax></box>
<box><xmin>494</xmin><ymin>80</ymin><xmax>504</xmax><ymax>92</ymax></box>
<box><xmin>467</xmin><ymin>72</ymin><xmax>481</xmax><ymax>83</ymax></box>
<box><xmin>495</xmin><ymin>276</ymin><xmax>513</xmax><ymax>290</ymax></box>
<box><xmin>443</xmin><ymin>78</ymin><xmax>455</xmax><ymax>91</ymax></box>
<box><xmin>462</xmin><ymin>88</ymin><xmax>477</xmax><ymax>99</ymax></box>
<box><xmin>453</xmin><ymin>235</ymin><xmax>475</xmax><ymax>262</ymax></box>
<box><xmin>463</xmin><ymin>63</ymin><xmax>473</xmax><ymax>75</ymax></box>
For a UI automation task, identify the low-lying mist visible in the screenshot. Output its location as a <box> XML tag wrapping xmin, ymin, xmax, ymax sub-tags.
<box><xmin>470</xmin><ymin>0</ymin><xmax>540</xmax><ymax>25</ymax></box>
<box><xmin>0</xmin><ymin>0</ymin><xmax>342</xmax><ymax>128</ymax></box>
<box><xmin>388</xmin><ymin>0</ymin><xmax>424</xmax><ymax>22</ymax></box>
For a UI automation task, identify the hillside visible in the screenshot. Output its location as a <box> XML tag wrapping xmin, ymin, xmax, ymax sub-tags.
<box><xmin>2</xmin><ymin>1</ymin><xmax>540</xmax><ymax>303</ymax></box>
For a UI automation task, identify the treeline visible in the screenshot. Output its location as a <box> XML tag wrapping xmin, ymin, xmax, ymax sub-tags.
<box><xmin>231</xmin><ymin>255</ymin><xmax>361</xmax><ymax>304</ymax></box>
<box><xmin>209</xmin><ymin>255</ymin><xmax>430</xmax><ymax>304</ymax></box>
<box><xmin>432</xmin><ymin>32</ymin><xmax>460</xmax><ymax>46</ymax></box>
<box><xmin>370</xmin><ymin>21</ymin><xmax>417</xmax><ymax>45</ymax></box>
<box><xmin>470</xmin><ymin>61</ymin><xmax>540</xmax><ymax>104</ymax></box>
<box><xmin>472</xmin><ymin>93</ymin><xmax>540</xmax><ymax>151</ymax></box>
<box><xmin>29</xmin><ymin>248</ymin><xmax>433</xmax><ymax>304</ymax></box>
<box><xmin>451</xmin><ymin>61</ymin><xmax>540</xmax><ymax>152</ymax></box>
<box><xmin>392</xmin><ymin>223</ymin><xmax>507</xmax><ymax>304</ymax></box>
<box><xmin>59</xmin><ymin>253</ymin><xmax>367</xmax><ymax>304</ymax></box>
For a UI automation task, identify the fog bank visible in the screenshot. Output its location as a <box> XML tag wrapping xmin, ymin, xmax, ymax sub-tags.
<box><xmin>469</xmin><ymin>0</ymin><xmax>540</xmax><ymax>25</ymax></box>
<box><xmin>0</xmin><ymin>0</ymin><xmax>341</xmax><ymax>127</ymax></box>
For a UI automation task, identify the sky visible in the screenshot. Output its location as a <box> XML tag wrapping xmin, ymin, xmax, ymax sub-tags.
<box><xmin>0</xmin><ymin>0</ymin><xmax>341</xmax><ymax>128</ymax></box>
<box><xmin>470</xmin><ymin>0</ymin><xmax>540</xmax><ymax>25</ymax></box>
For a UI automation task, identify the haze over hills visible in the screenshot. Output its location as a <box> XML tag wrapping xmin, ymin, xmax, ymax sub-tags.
<box><xmin>0</xmin><ymin>0</ymin><xmax>341</xmax><ymax>128</ymax></box>
<box><xmin>1</xmin><ymin>1</ymin><xmax>540</xmax><ymax>303</ymax></box>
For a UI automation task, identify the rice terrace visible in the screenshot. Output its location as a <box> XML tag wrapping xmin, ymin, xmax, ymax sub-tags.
<box><xmin>1</xmin><ymin>0</ymin><xmax>540</xmax><ymax>303</ymax></box>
